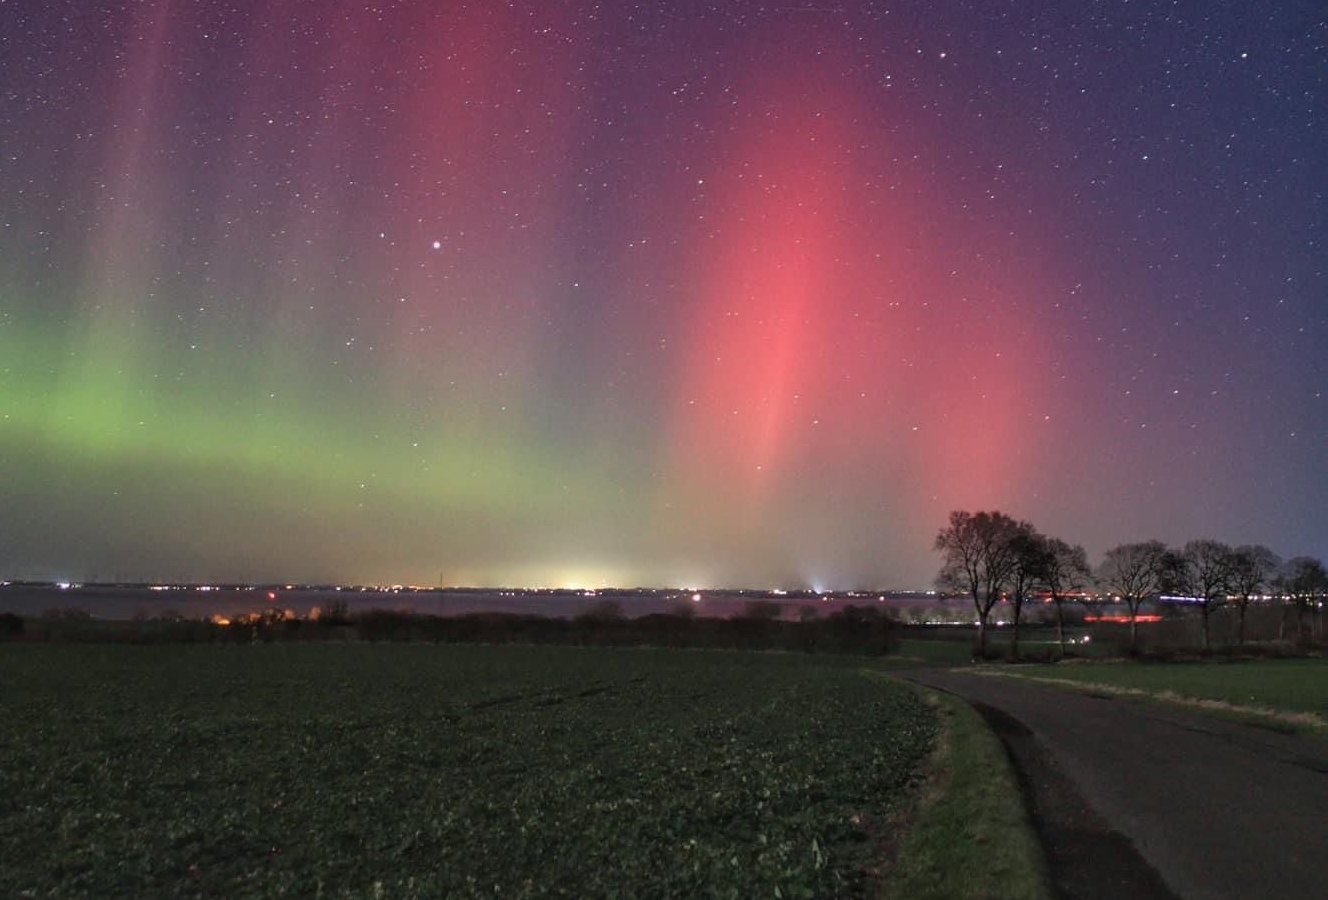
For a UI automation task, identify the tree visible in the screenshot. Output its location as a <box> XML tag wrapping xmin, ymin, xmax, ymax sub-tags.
<box><xmin>1037</xmin><ymin>537</ymin><xmax>1093</xmax><ymax>658</ymax></box>
<box><xmin>1097</xmin><ymin>540</ymin><xmax>1167</xmax><ymax>655</ymax></box>
<box><xmin>1227</xmin><ymin>545</ymin><xmax>1280</xmax><ymax>646</ymax></box>
<box><xmin>1006</xmin><ymin>530</ymin><xmax>1048</xmax><ymax>660</ymax></box>
<box><xmin>934</xmin><ymin>510</ymin><xmax>1031</xmax><ymax>657</ymax></box>
<box><xmin>1162</xmin><ymin>540</ymin><xmax>1235</xmax><ymax>651</ymax></box>
<box><xmin>1278</xmin><ymin>556</ymin><xmax>1327</xmax><ymax>644</ymax></box>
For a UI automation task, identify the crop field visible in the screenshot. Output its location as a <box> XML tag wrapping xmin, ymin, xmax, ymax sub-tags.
<box><xmin>0</xmin><ymin>644</ymin><xmax>936</xmax><ymax>898</ymax></box>
<box><xmin>1016</xmin><ymin>659</ymin><xmax>1328</xmax><ymax>719</ymax></box>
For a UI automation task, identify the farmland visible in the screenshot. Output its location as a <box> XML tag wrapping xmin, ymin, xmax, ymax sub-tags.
<box><xmin>0</xmin><ymin>644</ymin><xmax>937</xmax><ymax>898</ymax></box>
<box><xmin>989</xmin><ymin>659</ymin><xmax>1328</xmax><ymax>732</ymax></box>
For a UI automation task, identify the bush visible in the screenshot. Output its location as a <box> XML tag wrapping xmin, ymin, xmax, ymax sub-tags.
<box><xmin>741</xmin><ymin>600</ymin><xmax>782</xmax><ymax>621</ymax></box>
<box><xmin>576</xmin><ymin>599</ymin><xmax>625</xmax><ymax>622</ymax></box>
<box><xmin>41</xmin><ymin>607</ymin><xmax>91</xmax><ymax>621</ymax></box>
<box><xmin>0</xmin><ymin>612</ymin><xmax>23</xmax><ymax>636</ymax></box>
<box><xmin>314</xmin><ymin>598</ymin><xmax>351</xmax><ymax>625</ymax></box>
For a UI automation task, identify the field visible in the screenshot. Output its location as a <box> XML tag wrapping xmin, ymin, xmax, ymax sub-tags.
<box><xmin>880</xmin><ymin>633</ymin><xmax>1113</xmax><ymax>668</ymax></box>
<box><xmin>1001</xmin><ymin>659</ymin><xmax>1328</xmax><ymax>729</ymax></box>
<box><xmin>0</xmin><ymin>644</ymin><xmax>938</xmax><ymax>898</ymax></box>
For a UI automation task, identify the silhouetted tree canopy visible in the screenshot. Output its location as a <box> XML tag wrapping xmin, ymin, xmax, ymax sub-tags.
<box><xmin>1097</xmin><ymin>540</ymin><xmax>1168</xmax><ymax>655</ymax></box>
<box><xmin>1162</xmin><ymin>540</ymin><xmax>1235</xmax><ymax>651</ymax></box>
<box><xmin>1036</xmin><ymin>537</ymin><xmax>1092</xmax><ymax>657</ymax></box>
<box><xmin>1228</xmin><ymin>545</ymin><xmax>1281</xmax><ymax>645</ymax></box>
<box><xmin>934</xmin><ymin>510</ymin><xmax>1034</xmax><ymax>657</ymax></box>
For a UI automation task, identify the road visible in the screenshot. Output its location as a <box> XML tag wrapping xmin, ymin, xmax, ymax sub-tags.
<box><xmin>902</xmin><ymin>669</ymin><xmax>1328</xmax><ymax>900</ymax></box>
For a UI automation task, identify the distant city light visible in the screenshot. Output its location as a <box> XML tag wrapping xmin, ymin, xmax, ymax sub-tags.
<box><xmin>1083</xmin><ymin>614</ymin><xmax>1163</xmax><ymax>624</ymax></box>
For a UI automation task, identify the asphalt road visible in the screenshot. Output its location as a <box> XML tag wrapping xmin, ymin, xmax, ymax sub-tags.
<box><xmin>903</xmin><ymin>669</ymin><xmax>1328</xmax><ymax>900</ymax></box>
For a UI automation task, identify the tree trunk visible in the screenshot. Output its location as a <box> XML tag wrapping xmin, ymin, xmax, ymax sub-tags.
<box><xmin>1201</xmin><ymin>605</ymin><xmax>1212</xmax><ymax>651</ymax></box>
<box><xmin>1238</xmin><ymin>604</ymin><xmax>1247</xmax><ymax>646</ymax></box>
<box><xmin>976</xmin><ymin>614</ymin><xmax>988</xmax><ymax>658</ymax></box>
<box><xmin>1129</xmin><ymin>603</ymin><xmax>1139</xmax><ymax>656</ymax></box>
<box><xmin>1055</xmin><ymin>600</ymin><xmax>1066</xmax><ymax>659</ymax></box>
<box><xmin>1011</xmin><ymin>607</ymin><xmax>1021</xmax><ymax>661</ymax></box>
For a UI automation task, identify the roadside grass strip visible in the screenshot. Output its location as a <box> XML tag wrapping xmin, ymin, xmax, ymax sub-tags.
<box><xmin>972</xmin><ymin>669</ymin><xmax>1328</xmax><ymax>736</ymax></box>
<box><xmin>870</xmin><ymin>674</ymin><xmax>1052</xmax><ymax>900</ymax></box>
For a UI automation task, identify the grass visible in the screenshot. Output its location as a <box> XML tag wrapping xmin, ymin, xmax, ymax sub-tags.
<box><xmin>877</xmin><ymin>638</ymin><xmax>978</xmax><ymax>668</ymax></box>
<box><xmin>985</xmin><ymin>659</ymin><xmax>1328</xmax><ymax>734</ymax></box>
<box><xmin>879</xmin><ymin>633</ymin><xmax>1112</xmax><ymax>669</ymax></box>
<box><xmin>874</xmin><ymin>681</ymin><xmax>1051</xmax><ymax>900</ymax></box>
<box><xmin>0</xmin><ymin>643</ymin><xmax>940</xmax><ymax>898</ymax></box>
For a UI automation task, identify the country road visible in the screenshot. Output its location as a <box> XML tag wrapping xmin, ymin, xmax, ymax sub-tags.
<box><xmin>903</xmin><ymin>669</ymin><xmax>1328</xmax><ymax>900</ymax></box>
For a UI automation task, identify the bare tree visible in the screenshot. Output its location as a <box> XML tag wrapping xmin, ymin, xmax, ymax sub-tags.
<box><xmin>1037</xmin><ymin>537</ymin><xmax>1093</xmax><ymax>658</ymax></box>
<box><xmin>934</xmin><ymin>510</ymin><xmax>1030</xmax><ymax>657</ymax></box>
<box><xmin>1097</xmin><ymin>540</ymin><xmax>1167</xmax><ymax>655</ymax></box>
<box><xmin>1006</xmin><ymin>530</ymin><xmax>1048</xmax><ymax>660</ymax></box>
<box><xmin>1227</xmin><ymin>545</ymin><xmax>1281</xmax><ymax>646</ymax></box>
<box><xmin>1278</xmin><ymin>556</ymin><xmax>1327</xmax><ymax>644</ymax></box>
<box><xmin>1163</xmin><ymin>540</ymin><xmax>1235</xmax><ymax>651</ymax></box>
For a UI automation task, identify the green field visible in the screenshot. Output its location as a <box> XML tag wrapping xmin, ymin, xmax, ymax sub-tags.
<box><xmin>1010</xmin><ymin>659</ymin><xmax>1328</xmax><ymax>722</ymax></box>
<box><xmin>0</xmin><ymin>644</ymin><xmax>939</xmax><ymax>898</ymax></box>
<box><xmin>878</xmin><ymin>638</ymin><xmax>977</xmax><ymax>667</ymax></box>
<box><xmin>881</xmin><ymin>633</ymin><xmax>1112</xmax><ymax>668</ymax></box>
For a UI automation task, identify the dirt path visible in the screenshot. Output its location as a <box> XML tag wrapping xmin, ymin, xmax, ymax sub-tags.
<box><xmin>903</xmin><ymin>669</ymin><xmax>1328</xmax><ymax>900</ymax></box>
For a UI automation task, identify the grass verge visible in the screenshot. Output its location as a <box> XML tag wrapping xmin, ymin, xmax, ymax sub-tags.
<box><xmin>872</xmin><ymin>676</ymin><xmax>1051</xmax><ymax>900</ymax></box>
<box><xmin>975</xmin><ymin>659</ymin><xmax>1328</xmax><ymax>736</ymax></box>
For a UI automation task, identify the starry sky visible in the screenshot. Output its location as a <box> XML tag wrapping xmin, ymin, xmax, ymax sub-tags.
<box><xmin>1</xmin><ymin>1</ymin><xmax>1323</xmax><ymax>589</ymax></box>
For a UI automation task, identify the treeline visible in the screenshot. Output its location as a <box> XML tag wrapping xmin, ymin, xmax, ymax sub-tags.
<box><xmin>0</xmin><ymin>602</ymin><xmax>902</xmax><ymax>655</ymax></box>
<box><xmin>935</xmin><ymin>509</ymin><xmax>1328</xmax><ymax>657</ymax></box>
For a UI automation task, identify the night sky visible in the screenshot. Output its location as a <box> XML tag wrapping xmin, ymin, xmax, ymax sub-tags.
<box><xmin>1</xmin><ymin>1</ymin><xmax>1323</xmax><ymax>589</ymax></box>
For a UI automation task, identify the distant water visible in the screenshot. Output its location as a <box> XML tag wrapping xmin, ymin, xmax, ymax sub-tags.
<box><xmin>0</xmin><ymin>584</ymin><xmax>957</xmax><ymax>622</ymax></box>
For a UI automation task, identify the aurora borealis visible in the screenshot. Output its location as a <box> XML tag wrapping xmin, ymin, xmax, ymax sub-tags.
<box><xmin>1</xmin><ymin>1</ymin><xmax>1323</xmax><ymax>589</ymax></box>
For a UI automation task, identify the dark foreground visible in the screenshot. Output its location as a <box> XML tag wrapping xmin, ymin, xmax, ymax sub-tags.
<box><xmin>0</xmin><ymin>644</ymin><xmax>934</xmax><ymax>898</ymax></box>
<box><xmin>905</xmin><ymin>669</ymin><xmax>1328</xmax><ymax>900</ymax></box>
